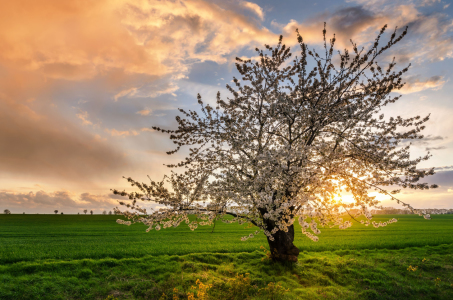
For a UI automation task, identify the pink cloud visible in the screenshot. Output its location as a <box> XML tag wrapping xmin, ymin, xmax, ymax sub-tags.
<box><xmin>105</xmin><ymin>128</ymin><xmax>140</xmax><ymax>137</ymax></box>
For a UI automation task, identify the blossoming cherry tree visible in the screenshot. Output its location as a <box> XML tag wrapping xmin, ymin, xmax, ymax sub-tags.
<box><xmin>112</xmin><ymin>25</ymin><xmax>437</xmax><ymax>263</ymax></box>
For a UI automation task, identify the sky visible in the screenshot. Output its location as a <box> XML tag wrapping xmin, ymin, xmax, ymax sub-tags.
<box><xmin>1</xmin><ymin>0</ymin><xmax>452</xmax><ymax>214</ymax></box>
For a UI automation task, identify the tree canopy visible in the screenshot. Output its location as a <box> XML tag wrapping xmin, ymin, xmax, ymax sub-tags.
<box><xmin>112</xmin><ymin>24</ymin><xmax>437</xmax><ymax>262</ymax></box>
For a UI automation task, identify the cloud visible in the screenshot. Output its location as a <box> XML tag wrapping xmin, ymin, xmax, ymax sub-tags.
<box><xmin>114</xmin><ymin>87</ymin><xmax>138</xmax><ymax>102</ymax></box>
<box><xmin>423</xmin><ymin>135</ymin><xmax>445</xmax><ymax>142</ymax></box>
<box><xmin>178</xmin><ymin>80</ymin><xmax>230</xmax><ymax>107</ymax></box>
<box><xmin>282</xmin><ymin>2</ymin><xmax>453</xmax><ymax>70</ymax></box>
<box><xmin>0</xmin><ymin>0</ymin><xmax>279</xmax><ymax>139</ymax></box>
<box><xmin>80</xmin><ymin>192</ymin><xmax>119</xmax><ymax>208</ymax></box>
<box><xmin>0</xmin><ymin>1</ymin><xmax>166</xmax><ymax>80</ymax></box>
<box><xmin>237</xmin><ymin>55</ymin><xmax>261</xmax><ymax>62</ymax></box>
<box><xmin>105</xmin><ymin>128</ymin><xmax>139</xmax><ymax>137</ymax></box>
<box><xmin>426</xmin><ymin>146</ymin><xmax>447</xmax><ymax>151</ymax></box>
<box><xmin>0</xmin><ymin>190</ymin><xmax>118</xmax><ymax>213</ymax></box>
<box><xmin>137</xmin><ymin>109</ymin><xmax>152</xmax><ymax>116</ymax></box>
<box><xmin>0</xmin><ymin>0</ymin><xmax>278</xmax><ymax>82</ymax></box>
<box><xmin>401</xmin><ymin>135</ymin><xmax>444</xmax><ymax>146</ymax></box>
<box><xmin>399</xmin><ymin>76</ymin><xmax>447</xmax><ymax>94</ymax></box>
<box><xmin>241</xmin><ymin>1</ymin><xmax>265</xmax><ymax>20</ymax></box>
<box><xmin>423</xmin><ymin>170</ymin><xmax>453</xmax><ymax>186</ymax></box>
<box><xmin>0</xmin><ymin>96</ymin><xmax>131</xmax><ymax>183</ymax></box>
<box><xmin>405</xmin><ymin>12</ymin><xmax>453</xmax><ymax>63</ymax></box>
<box><xmin>420</xmin><ymin>0</ymin><xmax>441</xmax><ymax>6</ymax></box>
<box><xmin>345</xmin><ymin>1</ymin><xmax>453</xmax><ymax>63</ymax></box>
<box><xmin>381</xmin><ymin>169</ymin><xmax>453</xmax><ymax>209</ymax></box>
<box><xmin>76</xmin><ymin>110</ymin><xmax>93</xmax><ymax>125</ymax></box>
<box><xmin>141</xmin><ymin>127</ymin><xmax>155</xmax><ymax>133</ymax></box>
<box><xmin>433</xmin><ymin>165</ymin><xmax>453</xmax><ymax>171</ymax></box>
<box><xmin>280</xmin><ymin>6</ymin><xmax>387</xmax><ymax>49</ymax></box>
<box><xmin>130</xmin><ymin>82</ymin><xmax>179</xmax><ymax>99</ymax></box>
<box><xmin>1</xmin><ymin>1</ymin><xmax>450</xmax><ymax>102</ymax></box>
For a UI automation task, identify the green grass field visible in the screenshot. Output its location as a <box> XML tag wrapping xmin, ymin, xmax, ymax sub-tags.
<box><xmin>1</xmin><ymin>214</ymin><xmax>453</xmax><ymax>299</ymax></box>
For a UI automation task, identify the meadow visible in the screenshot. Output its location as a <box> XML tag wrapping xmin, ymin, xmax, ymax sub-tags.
<box><xmin>0</xmin><ymin>214</ymin><xmax>452</xmax><ymax>299</ymax></box>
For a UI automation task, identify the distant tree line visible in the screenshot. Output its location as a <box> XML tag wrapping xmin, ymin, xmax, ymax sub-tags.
<box><xmin>81</xmin><ymin>209</ymin><xmax>114</xmax><ymax>215</ymax></box>
<box><xmin>3</xmin><ymin>207</ymin><xmax>452</xmax><ymax>217</ymax></box>
<box><xmin>3</xmin><ymin>209</ymin><xmax>116</xmax><ymax>215</ymax></box>
<box><xmin>371</xmin><ymin>207</ymin><xmax>453</xmax><ymax>215</ymax></box>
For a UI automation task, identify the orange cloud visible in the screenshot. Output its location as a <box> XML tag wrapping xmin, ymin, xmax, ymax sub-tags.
<box><xmin>0</xmin><ymin>0</ymin><xmax>166</xmax><ymax>80</ymax></box>
<box><xmin>0</xmin><ymin>0</ymin><xmax>276</xmax><ymax>83</ymax></box>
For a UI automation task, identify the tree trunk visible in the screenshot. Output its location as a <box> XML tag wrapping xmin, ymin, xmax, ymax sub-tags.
<box><xmin>266</xmin><ymin>224</ymin><xmax>300</xmax><ymax>262</ymax></box>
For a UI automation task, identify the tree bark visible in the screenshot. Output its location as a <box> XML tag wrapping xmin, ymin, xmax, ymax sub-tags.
<box><xmin>266</xmin><ymin>224</ymin><xmax>300</xmax><ymax>262</ymax></box>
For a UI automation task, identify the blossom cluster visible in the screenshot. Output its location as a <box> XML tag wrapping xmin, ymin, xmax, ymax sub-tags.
<box><xmin>116</xmin><ymin>219</ymin><xmax>131</xmax><ymax>226</ymax></box>
<box><xmin>371</xmin><ymin>218</ymin><xmax>397</xmax><ymax>228</ymax></box>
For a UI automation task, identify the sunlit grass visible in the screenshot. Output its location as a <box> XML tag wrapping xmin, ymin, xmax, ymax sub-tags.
<box><xmin>1</xmin><ymin>214</ymin><xmax>453</xmax><ymax>299</ymax></box>
<box><xmin>1</xmin><ymin>214</ymin><xmax>453</xmax><ymax>264</ymax></box>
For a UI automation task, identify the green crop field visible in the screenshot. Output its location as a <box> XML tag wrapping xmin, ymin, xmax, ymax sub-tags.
<box><xmin>1</xmin><ymin>214</ymin><xmax>453</xmax><ymax>299</ymax></box>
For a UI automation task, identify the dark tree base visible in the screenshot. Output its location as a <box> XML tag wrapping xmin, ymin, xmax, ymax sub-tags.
<box><xmin>267</xmin><ymin>224</ymin><xmax>300</xmax><ymax>262</ymax></box>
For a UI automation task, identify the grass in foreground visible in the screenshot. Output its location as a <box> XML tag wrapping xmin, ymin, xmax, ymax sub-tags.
<box><xmin>1</xmin><ymin>214</ymin><xmax>453</xmax><ymax>264</ymax></box>
<box><xmin>1</xmin><ymin>244</ymin><xmax>452</xmax><ymax>299</ymax></box>
<box><xmin>1</xmin><ymin>214</ymin><xmax>452</xmax><ymax>299</ymax></box>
